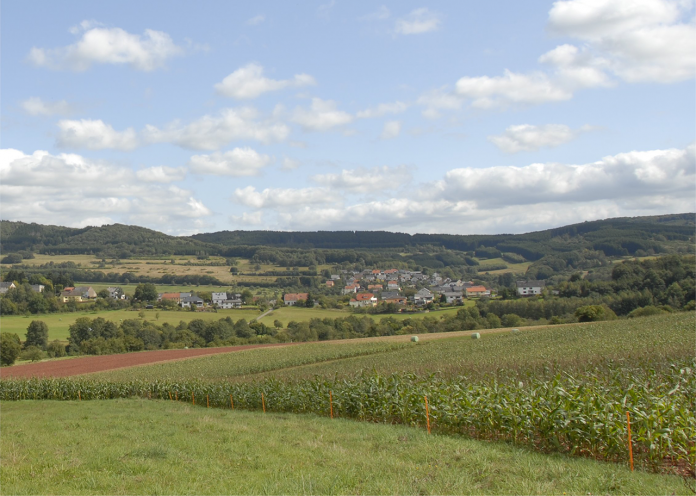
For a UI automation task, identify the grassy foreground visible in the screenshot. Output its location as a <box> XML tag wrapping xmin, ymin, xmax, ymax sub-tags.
<box><xmin>1</xmin><ymin>399</ymin><xmax>688</xmax><ymax>495</ymax></box>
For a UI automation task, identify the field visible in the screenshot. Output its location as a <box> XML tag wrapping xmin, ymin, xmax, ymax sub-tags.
<box><xmin>2</xmin><ymin>399</ymin><xmax>686</xmax><ymax>495</ymax></box>
<box><xmin>0</xmin><ymin>305</ymin><xmax>467</xmax><ymax>342</ymax></box>
<box><xmin>3</xmin><ymin>313</ymin><xmax>694</xmax><ymax>477</ymax></box>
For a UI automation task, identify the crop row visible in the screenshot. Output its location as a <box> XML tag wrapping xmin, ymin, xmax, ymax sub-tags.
<box><xmin>2</xmin><ymin>359</ymin><xmax>694</xmax><ymax>473</ymax></box>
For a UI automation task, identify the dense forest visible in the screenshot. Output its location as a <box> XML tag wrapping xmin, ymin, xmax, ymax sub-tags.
<box><xmin>1</xmin><ymin>214</ymin><xmax>693</xmax><ymax>265</ymax></box>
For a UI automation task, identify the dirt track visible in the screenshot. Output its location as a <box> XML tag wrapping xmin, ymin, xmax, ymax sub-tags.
<box><xmin>0</xmin><ymin>343</ymin><xmax>294</xmax><ymax>379</ymax></box>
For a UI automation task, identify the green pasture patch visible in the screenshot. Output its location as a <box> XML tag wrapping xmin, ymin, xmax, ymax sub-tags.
<box><xmin>0</xmin><ymin>399</ymin><xmax>686</xmax><ymax>495</ymax></box>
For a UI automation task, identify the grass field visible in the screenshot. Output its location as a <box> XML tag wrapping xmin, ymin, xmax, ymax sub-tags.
<box><xmin>0</xmin><ymin>305</ymin><xmax>468</xmax><ymax>342</ymax></box>
<box><xmin>0</xmin><ymin>399</ymin><xmax>687</xmax><ymax>495</ymax></box>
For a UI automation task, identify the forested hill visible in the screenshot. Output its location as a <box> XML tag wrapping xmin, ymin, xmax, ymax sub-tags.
<box><xmin>1</xmin><ymin>213</ymin><xmax>693</xmax><ymax>260</ymax></box>
<box><xmin>0</xmin><ymin>222</ymin><xmax>214</xmax><ymax>257</ymax></box>
<box><xmin>192</xmin><ymin>213</ymin><xmax>695</xmax><ymax>257</ymax></box>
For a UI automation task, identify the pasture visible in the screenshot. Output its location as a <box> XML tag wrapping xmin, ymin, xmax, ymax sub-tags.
<box><xmin>1</xmin><ymin>399</ymin><xmax>685</xmax><ymax>495</ymax></box>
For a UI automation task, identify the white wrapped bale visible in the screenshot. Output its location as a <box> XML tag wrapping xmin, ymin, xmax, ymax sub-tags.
<box><xmin>471</xmin><ymin>332</ymin><xmax>480</xmax><ymax>339</ymax></box>
<box><xmin>411</xmin><ymin>336</ymin><xmax>419</xmax><ymax>343</ymax></box>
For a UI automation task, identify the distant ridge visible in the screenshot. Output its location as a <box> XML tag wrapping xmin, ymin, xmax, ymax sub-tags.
<box><xmin>1</xmin><ymin>213</ymin><xmax>693</xmax><ymax>260</ymax></box>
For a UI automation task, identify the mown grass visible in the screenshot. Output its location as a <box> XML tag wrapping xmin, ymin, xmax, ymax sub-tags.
<box><xmin>0</xmin><ymin>399</ymin><xmax>688</xmax><ymax>495</ymax></box>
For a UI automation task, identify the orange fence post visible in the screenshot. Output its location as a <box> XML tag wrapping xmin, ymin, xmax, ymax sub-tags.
<box><xmin>424</xmin><ymin>396</ymin><xmax>431</xmax><ymax>434</ymax></box>
<box><xmin>78</xmin><ymin>391</ymin><xmax>81</xmax><ymax>401</ymax></box>
<box><xmin>175</xmin><ymin>391</ymin><xmax>178</xmax><ymax>401</ymax></box>
<box><xmin>330</xmin><ymin>390</ymin><xmax>333</xmax><ymax>419</ymax></box>
<box><xmin>262</xmin><ymin>393</ymin><xmax>266</xmax><ymax>413</ymax></box>
<box><xmin>169</xmin><ymin>391</ymin><xmax>173</xmax><ymax>401</ymax></box>
<box><xmin>626</xmin><ymin>411</ymin><xmax>634</xmax><ymax>472</ymax></box>
<box><xmin>230</xmin><ymin>395</ymin><xmax>234</xmax><ymax>409</ymax></box>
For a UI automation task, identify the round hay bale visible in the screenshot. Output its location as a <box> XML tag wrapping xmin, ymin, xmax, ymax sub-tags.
<box><xmin>471</xmin><ymin>332</ymin><xmax>481</xmax><ymax>339</ymax></box>
<box><xmin>410</xmin><ymin>336</ymin><xmax>419</xmax><ymax>343</ymax></box>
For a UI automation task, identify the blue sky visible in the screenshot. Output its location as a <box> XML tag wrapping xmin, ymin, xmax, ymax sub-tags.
<box><xmin>1</xmin><ymin>0</ymin><xmax>694</xmax><ymax>235</ymax></box>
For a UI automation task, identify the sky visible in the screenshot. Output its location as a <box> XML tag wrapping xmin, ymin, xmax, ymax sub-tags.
<box><xmin>1</xmin><ymin>0</ymin><xmax>695</xmax><ymax>236</ymax></box>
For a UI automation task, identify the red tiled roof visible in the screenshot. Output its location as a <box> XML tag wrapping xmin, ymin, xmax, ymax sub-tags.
<box><xmin>284</xmin><ymin>293</ymin><xmax>309</xmax><ymax>301</ymax></box>
<box><xmin>466</xmin><ymin>286</ymin><xmax>488</xmax><ymax>293</ymax></box>
<box><xmin>355</xmin><ymin>293</ymin><xmax>375</xmax><ymax>301</ymax></box>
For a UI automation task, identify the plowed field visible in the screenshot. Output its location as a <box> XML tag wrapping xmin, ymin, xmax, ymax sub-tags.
<box><xmin>0</xmin><ymin>343</ymin><xmax>294</xmax><ymax>379</ymax></box>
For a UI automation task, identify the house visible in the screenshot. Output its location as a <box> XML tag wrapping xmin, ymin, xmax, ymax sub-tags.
<box><xmin>349</xmin><ymin>293</ymin><xmax>378</xmax><ymax>308</ymax></box>
<box><xmin>330</xmin><ymin>274</ymin><xmax>341</xmax><ymax>280</ymax></box>
<box><xmin>368</xmin><ymin>284</ymin><xmax>383</xmax><ymax>290</ymax></box>
<box><xmin>442</xmin><ymin>291</ymin><xmax>464</xmax><ymax>304</ymax></box>
<box><xmin>107</xmin><ymin>286</ymin><xmax>125</xmax><ymax>299</ymax></box>
<box><xmin>413</xmin><ymin>288</ymin><xmax>434</xmax><ymax>305</ymax></box>
<box><xmin>384</xmin><ymin>296</ymin><xmax>407</xmax><ymax>305</ymax></box>
<box><xmin>211</xmin><ymin>292</ymin><xmax>228</xmax><ymax>304</ymax></box>
<box><xmin>465</xmin><ymin>286</ymin><xmax>491</xmax><ymax>298</ymax></box>
<box><xmin>0</xmin><ymin>282</ymin><xmax>16</xmax><ymax>294</ymax></box>
<box><xmin>160</xmin><ymin>292</ymin><xmax>181</xmax><ymax>304</ymax></box>
<box><xmin>381</xmin><ymin>291</ymin><xmax>400</xmax><ymax>300</ymax></box>
<box><xmin>30</xmin><ymin>284</ymin><xmax>45</xmax><ymax>293</ymax></box>
<box><xmin>384</xmin><ymin>269</ymin><xmax>398</xmax><ymax>275</ymax></box>
<box><xmin>181</xmin><ymin>296</ymin><xmax>204</xmax><ymax>308</ymax></box>
<box><xmin>343</xmin><ymin>284</ymin><xmax>360</xmax><ymax>295</ymax></box>
<box><xmin>217</xmin><ymin>294</ymin><xmax>243</xmax><ymax>309</ymax></box>
<box><xmin>326</xmin><ymin>280</ymin><xmax>335</xmax><ymax>287</ymax></box>
<box><xmin>387</xmin><ymin>281</ymin><xmax>400</xmax><ymax>290</ymax></box>
<box><xmin>61</xmin><ymin>286</ymin><xmax>97</xmax><ymax>302</ymax></box>
<box><xmin>284</xmin><ymin>293</ymin><xmax>309</xmax><ymax>306</ymax></box>
<box><xmin>516</xmin><ymin>280</ymin><xmax>546</xmax><ymax>296</ymax></box>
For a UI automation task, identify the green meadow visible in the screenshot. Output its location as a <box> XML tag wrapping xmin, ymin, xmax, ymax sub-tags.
<box><xmin>0</xmin><ymin>399</ymin><xmax>687</xmax><ymax>495</ymax></box>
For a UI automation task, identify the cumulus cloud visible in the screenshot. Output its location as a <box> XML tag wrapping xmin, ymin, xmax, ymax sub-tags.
<box><xmin>292</xmin><ymin>98</ymin><xmax>353</xmax><ymax>131</ymax></box>
<box><xmin>56</xmin><ymin>108</ymin><xmax>289</xmax><ymax>151</ymax></box>
<box><xmin>547</xmin><ymin>0</ymin><xmax>696</xmax><ymax>83</ymax></box>
<box><xmin>356</xmin><ymin>101</ymin><xmax>408</xmax><ymax>119</ymax></box>
<box><xmin>215</xmin><ymin>63</ymin><xmax>316</xmax><ymax>99</ymax></box>
<box><xmin>135</xmin><ymin>166</ymin><xmax>186</xmax><ymax>183</ymax></box>
<box><xmin>28</xmin><ymin>23</ymin><xmax>185</xmax><ymax>71</ymax></box>
<box><xmin>395</xmin><ymin>8</ymin><xmax>441</xmax><ymax>34</ymax></box>
<box><xmin>20</xmin><ymin>97</ymin><xmax>74</xmax><ymax>116</ymax></box>
<box><xmin>233</xmin><ymin>186</ymin><xmax>334</xmax><ymax>208</ymax></box>
<box><xmin>380</xmin><ymin>121</ymin><xmax>402</xmax><ymax>140</ymax></box>
<box><xmin>0</xmin><ymin>149</ymin><xmax>211</xmax><ymax>233</ymax></box>
<box><xmin>488</xmin><ymin>123</ymin><xmax>591</xmax><ymax>153</ymax></box>
<box><xmin>56</xmin><ymin>119</ymin><xmax>139</xmax><ymax>150</ymax></box>
<box><xmin>360</xmin><ymin>6</ymin><xmax>390</xmax><ymax>21</ymax></box>
<box><xmin>232</xmin><ymin>144</ymin><xmax>695</xmax><ymax>233</ymax></box>
<box><xmin>311</xmin><ymin>165</ymin><xmax>412</xmax><ymax>192</ymax></box>
<box><xmin>188</xmin><ymin>148</ymin><xmax>272</xmax><ymax>176</ymax></box>
<box><xmin>246</xmin><ymin>15</ymin><xmax>265</xmax><ymax>26</ymax></box>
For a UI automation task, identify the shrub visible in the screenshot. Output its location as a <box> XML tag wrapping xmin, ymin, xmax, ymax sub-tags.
<box><xmin>0</xmin><ymin>333</ymin><xmax>21</xmax><ymax>366</ymax></box>
<box><xmin>501</xmin><ymin>314</ymin><xmax>522</xmax><ymax>327</ymax></box>
<box><xmin>627</xmin><ymin>305</ymin><xmax>668</xmax><ymax>319</ymax></box>
<box><xmin>20</xmin><ymin>346</ymin><xmax>44</xmax><ymax>363</ymax></box>
<box><xmin>25</xmin><ymin>320</ymin><xmax>49</xmax><ymax>350</ymax></box>
<box><xmin>575</xmin><ymin>304</ymin><xmax>617</xmax><ymax>323</ymax></box>
<box><xmin>46</xmin><ymin>340</ymin><xmax>67</xmax><ymax>358</ymax></box>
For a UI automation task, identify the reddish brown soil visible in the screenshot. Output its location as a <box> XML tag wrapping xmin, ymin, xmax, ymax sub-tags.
<box><xmin>0</xmin><ymin>343</ymin><xmax>294</xmax><ymax>379</ymax></box>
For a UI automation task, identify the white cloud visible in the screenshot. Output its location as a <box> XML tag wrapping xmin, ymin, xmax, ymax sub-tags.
<box><xmin>380</xmin><ymin>121</ymin><xmax>402</xmax><ymax>140</ymax></box>
<box><xmin>0</xmin><ymin>149</ymin><xmax>211</xmax><ymax>233</ymax></box>
<box><xmin>311</xmin><ymin>165</ymin><xmax>412</xmax><ymax>192</ymax></box>
<box><xmin>188</xmin><ymin>148</ymin><xmax>272</xmax><ymax>176</ymax></box>
<box><xmin>488</xmin><ymin>123</ymin><xmax>591</xmax><ymax>153</ymax></box>
<box><xmin>455</xmin><ymin>70</ymin><xmax>573</xmax><ymax>108</ymax></box>
<box><xmin>395</xmin><ymin>8</ymin><xmax>441</xmax><ymax>34</ymax></box>
<box><xmin>56</xmin><ymin>119</ymin><xmax>139</xmax><ymax>150</ymax></box>
<box><xmin>416</xmin><ymin>87</ymin><xmax>466</xmax><ymax>119</ymax></box>
<box><xmin>246</xmin><ymin>15</ymin><xmax>265</xmax><ymax>26</ymax></box>
<box><xmin>538</xmin><ymin>44</ymin><xmax>614</xmax><ymax>88</ymax></box>
<box><xmin>292</xmin><ymin>98</ymin><xmax>353</xmax><ymax>131</ymax></box>
<box><xmin>233</xmin><ymin>186</ymin><xmax>334</xmax><ymax>208</ymax></box>
<box><xmin>146</xmin><ymin>108</ymin><xmax>290</xmax><ymax>149</ymax></box>
<box><xmin>215</xmin><ymin>63</ymin><xmax>316</xmax><ymax>99</ymax></box>
<box><xmin>356</xmin><ymin>101</ymin><xmax>408</xmax><ymax>119</ymax></box>
<box><xmin>57</xmin><ymin>108</ymin><xmax>290</xmax><ymax>151</ymax></box>
<box><xmin>360</xmin><ymin>6</ymin><xmax>390</xmax><ymax>21</ymax></box>
<box><xmin>28</xmin><ymin>23</ymin><xmax>184</xmax><ymax>71</ymax></box>
<box><xmin>548</xmin><ymin>0</ymin><xmax>696</xmax><ymax>83</ymax></box>
<box><xmin>231</xmin><ymin>211</ymin><xmax>264</xmax><ymax>225</ymax></box>
<box><xmin>281</xmin><ymin>157</ymin><xmax>301</xmax><ymax>170</ymax></box>
<box><xmin>233</xmin><ymin>144</ymin><xmax>695</xmax><ymax>233</ymax></box>
<box><xmin>20</xmin><ymin>97</ymin><xmax>74</xmax><ymax>116</ymax></box>
<box><xmin>135</xmin><ymin>166</ymin><xmax>186</xmax><ymax>183</ymax></box>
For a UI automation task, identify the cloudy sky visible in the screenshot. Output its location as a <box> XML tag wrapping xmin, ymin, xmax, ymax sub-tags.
<box><xmin>1</xmin><ymin>0</ymin><xmax>694</xmax><ymax>235</ymax></box>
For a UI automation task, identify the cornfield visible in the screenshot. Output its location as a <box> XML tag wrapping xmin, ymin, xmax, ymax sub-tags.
<box><xmin>2</xmin><ymin>357</ymin><xmax>693</xmax><ymax>473</ymax></box>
